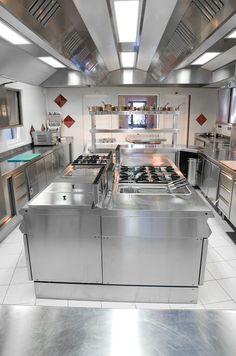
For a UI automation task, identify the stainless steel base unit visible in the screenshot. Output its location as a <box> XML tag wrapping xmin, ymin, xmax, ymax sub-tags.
<box><xmin>20</xmin><ymin>154</ymin><xmax>213</xmax><ymax>303</ymax></box>
<box><xmin>35</xmin><ymin>282</ymin><xmax>198</xmax><ymax>303</ymax></box>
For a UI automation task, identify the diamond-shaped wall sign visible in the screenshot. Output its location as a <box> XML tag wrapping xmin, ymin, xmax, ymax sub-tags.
<box><xmin>196</xmin><ymin>114</ymin><xmax>207</xmax><ymax>126</ymax></box>
<box><xmin>63</xmin><ymin>115</ymin><xmax>75</xmax><ymax>128</ymax></box>
<box><xmin>54</xmin><ymin>94</ymin><xmax>67</xmax><ymax>107</ymax></box>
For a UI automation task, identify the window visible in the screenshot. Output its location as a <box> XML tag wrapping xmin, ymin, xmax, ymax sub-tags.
<box><xmin>118</xmin><ymin>95</ymin><xmax>158</xmax><ymax>129</ymax></box>
<box><xmin>128</xmin><ymin>101</ymin><xmax>147</xmax><ymax>128</ymax></box>
<box><xmin>4</xmin><ymin>127</ymin><xmax>17</xmax><ymax>140</ymax></box>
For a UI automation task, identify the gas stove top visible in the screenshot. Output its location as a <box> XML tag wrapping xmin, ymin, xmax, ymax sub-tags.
<box><xmin>72</xmin><ymin>152</ymin><xmax>112</xmax><ymax>167</ymax></box>
<box><xmin>118</xmin><ymin>165</ymin><xmax>181</xmax><ymax>184</ymax></box>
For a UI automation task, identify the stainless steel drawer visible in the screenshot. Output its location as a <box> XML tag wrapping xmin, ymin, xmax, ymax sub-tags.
<box><xmin>218</xmin><ymin>196</ymin><xmax>230</xmax><ymax>217</ymax></box>
<box><xmin>15</xmin><ymin>183</ymin><xmax>28</xmax><ymax>200</ymax></box>
<box><xmin>218</xmin><ymin>184</ymin><xmax>231</xmax><ymax>204</ymax></box>
<box><xmin>220</xmin><ymin>172</ymin><xmax>233</xmax><ymax>191</ymax></box>
<box><xmin>16</xmin><ymin>193</ymin><xmax>28</xmax><ymax>210</ymax></box>
<box><xmin>14</xmin><ymin>171</ymin><xmax>26</xmax><ymax>188</ymax></box>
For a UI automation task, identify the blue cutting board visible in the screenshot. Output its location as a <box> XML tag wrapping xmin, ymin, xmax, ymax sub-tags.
<box><xmin>8</xmin><ymin>153</ymin><xmax>41</xmax><ymax>162</ymax></box>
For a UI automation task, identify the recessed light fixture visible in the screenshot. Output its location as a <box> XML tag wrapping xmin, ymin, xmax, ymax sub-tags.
<box><xmin>226</xmin><ymin>29</ymin><xmax>236</xmax><ymax>39</ymax></box>
<box><xmin>37</xmin><ymin>56</ymin><xmax>65</xmax><ymax>68</ymax></box>
<box><xmin>114</xmin><ymin>0</ymin><xmax>139</xmax><ymax>43</ymax></box>
<box><xmin>120</xmin><ymin>52</ymin><xmax>136</xmax><ymax>68</ymax></box>
<box><xmin>191</xmin><ymin>52</ymin><xmax>221</xmax><ymax>65</ymax></box>
<box><xmin>0</xmin><ymin>20</ymin><xmax>30</xmax><ymax>45</ymax></box>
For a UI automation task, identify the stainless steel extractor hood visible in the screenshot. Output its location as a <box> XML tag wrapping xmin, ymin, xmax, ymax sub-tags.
<box><xmin>1</xmin><ymin>0</ymin><xmax>236</xmax><ymax>86</ymax></box>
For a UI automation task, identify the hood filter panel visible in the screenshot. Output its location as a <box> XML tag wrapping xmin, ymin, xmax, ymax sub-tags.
<box><xmin>192</xmin><ymin>0</ymin><xmax>224</xmax><ymax>22</ymax></box>
<box><xmin>28</xmin><ymin>0</ymin><xmax>61</xmax><ymax>27</ymax></box>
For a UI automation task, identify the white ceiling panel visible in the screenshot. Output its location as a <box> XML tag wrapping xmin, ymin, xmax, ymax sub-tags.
<box><xmin>137</xmin><ymin>0</ymin><xmax>177</xmax><ymax>71</ymax></box>
<box><xmin>73</xmin><ymin>0</ymin><xmax>119</xmax><ymax>71</ymax></box>
<box><xmin>202</xmin><ymin>45</ymin><xmax>236</xmax><ymax>71</ymax></box>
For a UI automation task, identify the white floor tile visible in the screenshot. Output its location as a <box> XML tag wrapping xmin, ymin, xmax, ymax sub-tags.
<box><xmin>36</xmin><ymin>299</ymin><xmax>68</xmax><ymax>307</ymax></box>
<box><xmin>3</xmin><ymin>228</ymin><xmax>23</xmax><ymax>245</ymax></box>
<box><xmin>199</xmin><ymin>280</ymin><xmax>231</xmax><ymax>305</ymax></box>
<box><xmin>0</xmin><ymin>285</ymin><xmax>8</xmax><ymax>303</ymax></box>
<box><xmin>206</xmin><ymin>246</ymin><xmax>224</xmax><ymax>263</ymax></box>
<box><xmin>135</xmin><ymin>303</ymin><xmax>170</xmax><ymax>310</ymax></box>
<box><xmin>205</xmin><ymin>301</ymin><xmax>236</xmax><ymax>310</ymax></box>
<box><xmin>214</xmin><ymin>246</ymin><xmax>236</xmax><ymax>261</ymax></box>
<box><xmin>11</xmin><ymin>268</ymin><xmax>31</xmax><ymax>284</ymax></box>
<box><xmin>204</xmin><ymin>269</ymin><xmax>215</xmax><ymax>282</ymax></box>
<box><xmin>0</xmin><ymin>254</ymin><xmax>20</xmax><ymax>269</ymax></box>
<box><xmin>101</xmin><ymin>302</ymin><xmax>136</xmax><ymax>309</ymax></box>
<box><xmin>68</xmin><ymin>300</ymin><xmax>102</xmax><ymax>308</ymax></box>
<box><xmin>228</xmin><ymin>260</ymin><xmax>236</xmax><ymax>270</ymax></box>
<box><xmin>3</xmin><ymin>283</ymin><xmax>35</xmax><ymax>305</ymax></box>
<box><xmin>169</xmin><ymin>303</ymin><xmax>204</xmax><ymax>310</ymax></box>
<box><xmin>16</xmin><ymin>251</ymin><xmax>27</xmax><ymax>268</ymax></box>
<box><xmin>207</xmin><ymin>261</ymin><xmax>236</xmax><ymax>280</ymax></box>
<box><xmin>0</xmin><ymin>269</ymin><xmax>14</xmax><ymax>285</ymax></box>
<box><xmin>0</xmin><ymin>244</ymin><xmax>22</xmax><ymax>256</ymax></box>
<box><xmin>209</xmin><ymin>234</ymin><xmax>233</xmax><ymax>248</ymax></box>
<box><xmin>218</xmin><ymin>278</ymin><xmax>236</xmax><ymax>302</ymax></box>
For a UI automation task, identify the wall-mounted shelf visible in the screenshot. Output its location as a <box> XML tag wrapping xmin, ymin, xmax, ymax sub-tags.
<box><xmin>89</xmin><ymin>110</ymin><xmax>180</xmax><ymax>152</ymax></box>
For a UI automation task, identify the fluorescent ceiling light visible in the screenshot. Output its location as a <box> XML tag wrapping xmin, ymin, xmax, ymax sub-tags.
<box><xmin>120</xmin><ymin>52</ymin><xmax>136</xmax><ymax>68</ymax></box>
<box><xmin>114</xmin><ymin>1</ymin><xmax>139</xmax><ymax>42</ymax></box>
<box><xmin>0</xmin><ymin>20</ymin><xmax>30</xmax><ymax>45</ymax></box>
<box><xmin>123</xmin><ymin>70</ymin><xmax>133</xmax><ymax>84</ymax></box>
<box><xmin>37</xmin><ymin>57</ymin><xmax>65</xmax><ymax>68</ymax></box>
<box><xmin>191</xmin><ymin>52</ymin><xmax>221</xmax><ymax>65</ymax></box>
<box><xmin>226</xmin><ymin>29</ymin><xmax>236</xmax><ymax>39</ymax></box>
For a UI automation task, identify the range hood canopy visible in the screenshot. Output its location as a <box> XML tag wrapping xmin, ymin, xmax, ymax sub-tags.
<box><xmin>0</xmin><ymin>0</ymin><xmax>236</xmax><ymax>86</ymax></box>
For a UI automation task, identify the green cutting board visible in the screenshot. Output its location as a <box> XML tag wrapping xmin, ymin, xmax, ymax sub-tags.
<box><xmin>8</xmin><ymin>153</ymin><xmax>41</xmax><ymax>162</ymax></box>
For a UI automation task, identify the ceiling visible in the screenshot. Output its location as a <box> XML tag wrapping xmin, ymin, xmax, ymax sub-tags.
<box><xmin>0</xmin><ymin>0</ymin><xmax>236</xmax><ymax>87</ymax></box>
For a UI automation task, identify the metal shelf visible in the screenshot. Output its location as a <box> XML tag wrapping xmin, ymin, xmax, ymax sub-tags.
<box><xmin>90</xmin><ymin>128</ymin><xmax>179</xmax><ymax>133</ymax></box>
<box><xmin>89</xmin><ymin>110</ymin><xmax>180</xmax><ymax>115</ymax></box>
<box><xmin>89</xmin><ymin>110</ymin><xmax>180</xmax><ymax>152</ymax></box>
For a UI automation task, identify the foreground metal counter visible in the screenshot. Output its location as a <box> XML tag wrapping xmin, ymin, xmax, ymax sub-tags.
<box><xmin>0</xmin><ymin>306</ymin><xmax>236</xmax><ymax>356</ymax></box>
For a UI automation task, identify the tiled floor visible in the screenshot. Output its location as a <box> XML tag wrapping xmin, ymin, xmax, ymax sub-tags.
<box><xmin>0</xmin><ymin>196</ymin><xmax>236</xmax><ymax>310</ymax></box>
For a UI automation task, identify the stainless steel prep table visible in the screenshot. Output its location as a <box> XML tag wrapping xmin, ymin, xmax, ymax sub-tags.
<box><xmin>0</xmin><ymin>306</ymin><xmax>236</xmax><ymax>356</ymax></box>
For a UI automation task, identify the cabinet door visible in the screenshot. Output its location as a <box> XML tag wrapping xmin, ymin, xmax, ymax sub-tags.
<box><xmin>229</xmin><ymin>88</ymin><xmax>236</xmax><ymax>124</ymax></box>
<box><xmin>201</xmin><ymin>159</ymin><xmax>211</xmax><ymax>196</ymax></box>
<box><xmin>44</xmin><ymin>154</ymin><xmax>54</xmax><ymax>184</ymax></box>
<box><xmin>207</xmin><ymin>162</ymin><xmax>220</xmax><ymax>204</ymax></box>
<box><xmin>230</xmin><ymin>182</ymin><xmax>236</xmax><ymax>227</ymax></box>
<box><xmin>12</xmin><ymin>171</ymin><xmax>29</xmax><ymax>211</ymax></box>
<box><xmin>0</xmin><ymin>177</ymin><xmax>6</xmax><ymax>222</ymax></box>
<box><xmin>27</xmin><ymin>211</ymin><xmax>102</xmax><ymax>283</ymax></box>
<box><xmin>36</xmin><ymin>159</ymin><xmax>46</xmax><ymax>191</ymax></box>
<box><xmin>102</xmin><ymin>216</ymin><xmax>202</xmax><ymax>286</ymax></box>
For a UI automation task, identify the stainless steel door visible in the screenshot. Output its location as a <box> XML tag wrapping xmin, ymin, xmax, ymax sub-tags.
<box><xmin>217</xmin><ymin>88</ymin><xmax>231</xmax><ymax>124</ymax></box>
<box><xmin>230</xmin><ymin>182</ymin><xmax>236</xmax><ymax>227</ymax></box>
<box><xmin>229</xmin><ymin>88</ymin><xmax>236</xmax><ymax>124</ymax></box>
<box><xmin>26</xmin><ymin>210</ymin><xmax>102</xmax><ymax>283</ymax></box>
<box><xmin>102</xmin><ymin>216</ymin><xmax>202</xmax><ymax>286</ymax></box>
<box><xmin>0</xmin><ymin>174</ymin><xmax>6</xmax><ymax>223</ymax></box>
<box><xmin>201</xmin><ymin>159</ymin><xmax>211</xmax><ymax>196</ymax></box>
<box><xmin>207</xmin><ymin>162</ymin><xmax>220</xmax><ymax>204</ymax></box>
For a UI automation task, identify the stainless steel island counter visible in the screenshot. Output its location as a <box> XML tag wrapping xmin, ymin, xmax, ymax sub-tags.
<box><xmin>20</xmin><ymin>155</ymin><xmax>213</xmax><ymax>303</ymax></box>
<box><xmin>0</xmin><ymin>306</ymin><xmax>236</xmax><ymax>356</ymax></box>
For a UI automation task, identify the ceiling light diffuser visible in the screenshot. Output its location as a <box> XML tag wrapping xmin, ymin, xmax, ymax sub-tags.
<box><xmin>226</xmin><ymin>29</ymin><xmax>236</xmax><ymax>39</ymax></box>
<box><xmin>114</xmin><ymin>1</ymin><xmax>139</xmax><ymax>43</ymax></box>
<box><xmin>120</xmin><ymin>52</ymin><xmax>136</xmax><ymax>68</ymax></box>
<box><xmin>37</xmin><ymin>57</ymin><xmax>65</xmax><ymax>68</ymax></box>
<box><xmin>191</xmin><ymin>52</ymin><xmax>221</xmax><ymax>65</ymax></box>
<box><xmin>0</xmin><ymin>20</ymin><xmax>30</xmax><ymax>45</ymax></box>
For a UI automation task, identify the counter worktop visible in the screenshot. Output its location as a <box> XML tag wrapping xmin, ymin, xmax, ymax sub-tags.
<box><xmin>0</xmin><ymin>306</ymin><xmax>236</xmax><ymax>356</ymax></box>
<box><xmin>0</xmin><ymin>140</ymin><xmax>72</xmax><ymax>177</ymax></box>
